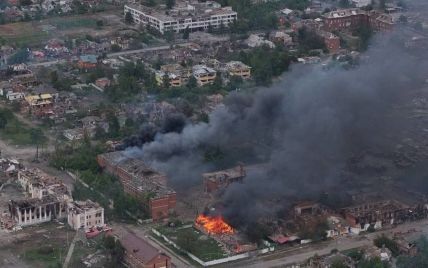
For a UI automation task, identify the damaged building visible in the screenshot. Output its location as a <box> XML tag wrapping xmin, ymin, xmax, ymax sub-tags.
<box><xmin>67</xmin><ymin>200</ymin><xmax>105</xmax><ymax>231</ymax></box>
<box><xmin>342</xmin><ymin>199</ymin><xmax>427</xmax><ymax>228</ymax></box>
<box><xmin>9</xmin><ymin>195</ymin><xmax>66</xmax><ymax>227</ymax></box>
<box><xmin>97</xmin><ymin>151</ymin><xmax>176</xmax><ymax>221</ymax></box>
<box><xmin>203</xmin><ymin>164</ymin><xmax>246</xmax><ymax>193</ymax></box>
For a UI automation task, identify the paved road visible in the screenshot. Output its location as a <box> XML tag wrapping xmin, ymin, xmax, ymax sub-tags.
<box><xmin>227</xmin><ymin>219</ymin><xmax>428</xmax><ymax>268</ymax></box>
<box><xmin>29</xmin><ymin>43</ymin><xmax>191</xmax><ymax>67</ymax></box>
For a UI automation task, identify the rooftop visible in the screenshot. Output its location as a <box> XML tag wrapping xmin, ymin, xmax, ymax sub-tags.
<box><xmin>10</xmin><ymin>195</ymin><xmax>59</xmax><ymax>209</ymax></box>
<box><xmin>99</xmin><ymin>151</ymin><xmax>175</xmax><ymax>198</ymax></box>
<box><xmin>203</xmin><ymin>165</ymin><xmax>245</xmax><ymax>182</ymax></box>
<box><xmin>192</xmin><ymin>65</ymin><xmax>216</xmax><ymax>75</ymax></box>
<box><xmin>69</xmin><ymin>200</ymin><xmax>103</xmax><ymax>214</ymax></box>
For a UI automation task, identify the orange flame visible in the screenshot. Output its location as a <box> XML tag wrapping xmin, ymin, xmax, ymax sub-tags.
<box><xmin>196</xmin><ymin>214</ymin><xmax>234</xmax><ymax>235</ymax></box>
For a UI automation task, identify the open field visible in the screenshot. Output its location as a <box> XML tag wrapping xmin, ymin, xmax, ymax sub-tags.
<box><xmin>0</xmin><ymin>12</ymin><xmax>125</xmax><ymax>46</ymax></box>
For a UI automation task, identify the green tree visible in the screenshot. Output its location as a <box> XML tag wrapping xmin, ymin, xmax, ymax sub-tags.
<box><xmin>374</xmin><ymin>235</ymin><xmax>400</xmax><ymax>256</ymax></box>
<box><xmin>187</xmin><ymin>76</ymin><xmax>198</xmax><ymax>89</ymax></box>
<box><xmin>96</xmin><ymin>20</ymin><xmax>104</xmax><ymax>27</ymax></box>
<box><xmin>107</xmin><ymin>112</ymin><xmax>120</xmax><ymax>138</ymax></box>
<box><xmin>162</xmin><ymin>74</ymin><xmax>171</xmax><ymax>89</ymax></box>
<box><xmin>111</xmin><ymin>44</ymin><xmax>121</xmax><ymax>52</ymax></box>
<box><xmin>125</xmin><ymin>11</ymin><xmax>133</xmax><ymax>24</ymax></box>
<box><xmin>0</xmin><ymin>111</ymin><xmax>7</xmax><ymax>129</ymax></box>
<box><xmin>358</xmin><ymin>257</ymin><xmax>389</xmax><ymax>268</ymax></box>
<box><xmin>166</xmin><ymin>0</ymin><xmax>175</xmax><ymax>9</ymax></box>
<box><xmin>30</xmin><ymin>128</ymin><xmax>44</xmax><ymax>161</ymax></box>
<box><xmin>183</xmin><ymin>26</ymin><xmax>190</xmax><ymax>39</ymax></box>
<box><xmin>8</xmin><ymin>49</ymin><xmax>29</xmax><ymax>64</ymax></box>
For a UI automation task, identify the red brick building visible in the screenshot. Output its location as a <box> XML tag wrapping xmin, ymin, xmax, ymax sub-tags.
<box><xmin>97</xmin><ymin>151</ymin><xmax>176</xmax><ymax>221</ymax></box>
<box><xmin>121</xmin><ymin>232</ymin><xmax>172</xmax><ymax>268</ymax></box>
<box><xmin>320</xmin><ymin>32</ymin><xmax>341</xmax><ymax>53</ymax></box>
<box><xmin>323</xmin><ymin>9</ymin><xmax>394</xmax><ymax>32</ymax></box>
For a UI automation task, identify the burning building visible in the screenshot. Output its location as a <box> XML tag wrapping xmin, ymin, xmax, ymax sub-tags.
<box><xmin>203</xmin><ymin>164</ymin><xmax>246</xmax><ymax>193</ymax></box>
<box><xmin>195</xmin><ymin>214</ymin><xmax>234</xmax><ymax>235</ymax></box>
<box><xmin>97</xmin><ymin>151</ymin><xmax>176</xmax><ymax>221</ymax></box>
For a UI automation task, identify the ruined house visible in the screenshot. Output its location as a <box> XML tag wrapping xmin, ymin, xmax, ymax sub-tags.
<box><xmin>203</xmin><ymin>164</ymin><xmax>246</xmax><ymax>193</ymax></box>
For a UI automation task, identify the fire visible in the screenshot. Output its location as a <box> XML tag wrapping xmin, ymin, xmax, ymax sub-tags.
<box><xmin>195</xmin><ymin>214</ymin><xmax>234</xmax><ymax>235</ymax></box>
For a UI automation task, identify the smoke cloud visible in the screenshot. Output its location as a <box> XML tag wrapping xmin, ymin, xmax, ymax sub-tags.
<box><xmin>126</xmin><ymin>30</ymin><xmax>428</xmax><ymax>229</ymax></box>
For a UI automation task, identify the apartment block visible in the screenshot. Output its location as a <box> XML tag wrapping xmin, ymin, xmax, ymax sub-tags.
<box><xmin>124</xmin><ymin>1</ymin><xmax>237</xmax><ymax>34</ymax></box>
<box><xmin>192</xmin><ymin>65</ymin><xmax>216</xmax><ymax>86</ymax></box>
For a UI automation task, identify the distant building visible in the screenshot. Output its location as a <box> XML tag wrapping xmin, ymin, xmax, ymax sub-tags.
<box><xmin>342</xmin><ymin>199</ymin><xmax>425</xmax><ymax>226</ymax></box>
<box><xmin>225</xmin><ymin>61</ymin><xmax>251</xmax><ymax>79</ymax></box>
<box><xmin>24</xmin><ymin>94</ymin><xmax>54</xmax><ymax>117</ymax></box>
<box><xmin>121</xmin><ymin>232</ymin><xmax>173</xmax><ymax>268</ymax></box>
<box><xmin>294</xmin><ymin>201</ymin><xmax>320</xmax><ymax>216</ymax></box>
<box><xmin>323</xmin><ymin>9</ymin><xmax>394</xmax><ymax>32</ymax></box>
<box><xmin>203</xmin><ymin>165</ymin><xmax>246</xmax><ymax>193</ymax></box>
<box><xmin>192</xmin><ymin>65</ymin><xmax>216</xmax><ymax>86</ymax></box>
<box><xmin>77</xmin><ymin>55</ymin><xmax>98</xmax><ymax>69</ymax></box>
<box><xmin>155</xmin><ymin>71</ymin><xmax>183</xmax><ymax>87</ymax></box>
<box><xmin>352</xmin><ymin>0</ymin><xmax>371</xmax><ymax>8</ymax></box>
<box><xmin>246</xmin><ymin>34</ymin><xmax>275</xmax><ymax>48</ymax></box>
<box><xmin>124</xmin><ymin>1</ymin><xmax>237</xmax><ymax>34</ymax></box>
<box><xmin>95</xmin><ymin>77</ymin><xmax>111</xmax><ymax>89</ymax></box>
<box><xmin>97</xmin><ymin>151</ymin><xmax>176</xmax><ymax>221</ymax></box>
<box><xmin>67</xmin><ymin>200</ymin><xmax>104</xmax><ymax>231</ymax></box>
<box><xmin>319</xmin><ymin>31</ymin><xmax>341</xmax><ymax>53</ymax></box>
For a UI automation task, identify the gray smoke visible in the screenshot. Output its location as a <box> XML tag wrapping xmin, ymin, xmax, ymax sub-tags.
<box><xmin>126</xmin><ymin>30</ymin><xmax>428</xmax><ymax>229</ymax></box>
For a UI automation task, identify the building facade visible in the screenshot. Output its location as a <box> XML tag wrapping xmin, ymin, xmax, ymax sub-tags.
<box><xmin>67</xmin><ymin>200</ymin><xmax>104</xmax><ymax>230</ymax></box>
<box><xmin>323</xmin><ymin>9</ymin><xmax>394</xmax><ymax>32</ymax></box>
<box><xmin>192</xmin><ymin>65</ymin><xmax>216</xmax><ymax>86</ymax></box>
<box><xmin>97</xmin><ymin>152</ymin><xmax>176</xmax><ymax>221</ymax></box>
<box><xmin>124</xmin><ymin>2</ymin><xmax>237</xmax><ymax>34</ymax></box>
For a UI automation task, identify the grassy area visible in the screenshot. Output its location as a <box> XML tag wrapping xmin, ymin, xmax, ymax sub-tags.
<box><xmin>0</xmin><ymin>23</ymin><xmax>51</xmax><ymax>46</ymax></box>
<box><xmin>24</xmin><ymin>245</ymin><xmax>65</xmax><ymax>268</ymax></box>
<box><xmin>48</xmin><ymin>17</ymin><xmax>98</xmax><ymax>30</ymax></box>
<box><xmin>0</xmin><ymin>115</ymin><xmax>46</xmax><ymax>146</ymax></box>
<box><xmin>157</xmin><ymin>226</ymin><xmax>227</xmax><ymax>262</ymax></box>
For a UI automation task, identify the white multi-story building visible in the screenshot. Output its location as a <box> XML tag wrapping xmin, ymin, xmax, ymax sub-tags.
<box><xmin>67</xmin><ymin>200</ymin><xmax>104</xmax><ymax>231</ymax></box>
<box><xmin>124</xmin><ymin>1</ymin><xmax>237</xmax><ymax>34</ymax></box>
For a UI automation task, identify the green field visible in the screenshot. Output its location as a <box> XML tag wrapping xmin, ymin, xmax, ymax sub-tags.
<box><xmin>48</xmin><ymin>17</ymin><xmax>98</xmax><ymax>30</ymax></box>
<box><xmin>0</xmin><ymin>109</ymin><xmax>46</xmax><ymax>146</ymax></box>
<box><xmin>157</xmin><ymin>226</ymin><xmax>227</xmax><ymax>262</ymax></box>
<box><xmin>24</xmin><ymin>245</ymin><xmax>66</xmax><ymax>268</ymax></box>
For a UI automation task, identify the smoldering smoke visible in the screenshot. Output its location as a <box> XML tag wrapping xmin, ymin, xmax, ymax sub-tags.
<box><xmin>126</xmin><ymin>32</ymin><xmax>428</xmax><ymax>229</ymax></box>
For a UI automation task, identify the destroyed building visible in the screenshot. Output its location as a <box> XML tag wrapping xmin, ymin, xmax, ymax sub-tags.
<box><xmin>7</xmin><ymin>168</ymin><xmax>72</xmax><ymax>227</ymax></box>
<box><xmin>203</xmin><ymin>164</ymin><xmax>246</xmax><ymax>193</ymax></box>
<box><xmin>67</xmin><ymin>200</ymin><xmax>105</xmax><ymax>231</ymax></box>
<box><xmin>97</xmin><ymin>151</ymin><xmax>176</xmax><ymax>221</ymax></box>
<box><xmin>18</xmin><ymin>168</ymin><xmax>71</xmax><ymax>202</ymax></box>
<box><xmin>9</xmin><ymin>195</ymin><xmax>66</xmax><ymax>227</ymax></box>
<box><xmin>342</xmin><ymin>199</ymin><xmax>426</xmax><ymax>227</ymax></box>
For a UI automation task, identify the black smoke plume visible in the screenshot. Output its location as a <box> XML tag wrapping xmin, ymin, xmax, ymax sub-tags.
<box><xmin>126</xmin><ymin>30</ymin><xmax>428</xmax><ymax>231</ymax></box>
